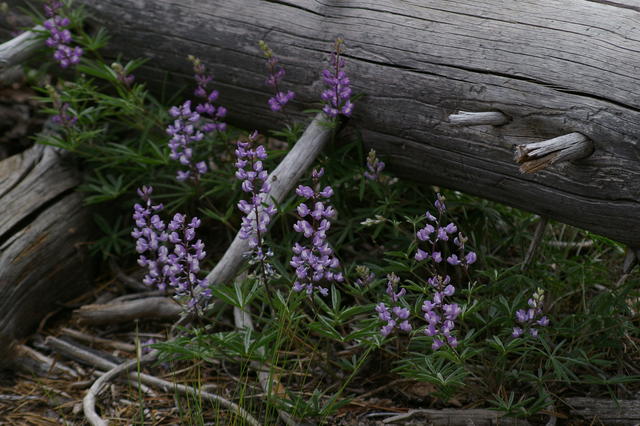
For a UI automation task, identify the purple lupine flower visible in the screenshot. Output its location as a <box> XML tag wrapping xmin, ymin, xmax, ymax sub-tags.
<box><xmin>112</xmin><ymin>62</ymin><xmax>135</xmax><ymax>88</ymax></box>
<box><xmin>51</xmin><ymin>102</ymin><xmax>77</xmax><ymax>128</ymax></box>
<box><xmin>259</xmin><ymin>40</ymin><xmax>295</xmax><ymax>112</ymax></box>
<box><xmin>166</xmin><ymin>56</ymin><xmax>226</xmax><ymax>182</ymax></box>
<box><xmin>290</xmin><ymin>168</ymin><xmax>344</xmax><ymax>297</ymax></box>
<box><xmin>354</xmin><ymin>265</ymin><xmax>375</xmax><ymax>286</ymax></box>
<box><xmin>189</xmin><ymin>55</ymin><xmax>227</xmax><ymax>133</ymax></box>
<box><xmin>43</xmin><ymin>0</ymin><xmax>82</xmax><ymax>68</ymax></box>
<box><xmin>512</xmin><ymin>288</ymin><xmax>549</xmax><ymax>338</ymax></box>
<box><xmin>131</xmin><ymin>186</ymin><xmax>211</xmax><ymax>313</ymax></box>
<box><xmin>376</xmin><ymin>273</ymin><xmax>413</xmax><ymax>336</ymax></box>
<box><xmin>413</xmin><ymin>194</ymin><xmax>477</xmax><ymax>269</ymax></box>
<box><xmin>166</xmin><ymin>100</ymin><xmax>204</xmax><ymax>182</ymax></box>
<box><xmin>321</xmin><ymin>38</ymin><xmax>353</xmax><ymax>118</ymax></box>
<box><xmin>364</xmin><ymin>149</ymin><xmax>385</xmax><ymax>181</ymax></box>
<box><xmin>421</xmin><ymin>275</ymin><xmax>461</xmax><ymax>350</ymax></box>
<box><xmin>235</xmin><ymin>131</ymin><xmax>278</xmax><ymax>278</ymax></box>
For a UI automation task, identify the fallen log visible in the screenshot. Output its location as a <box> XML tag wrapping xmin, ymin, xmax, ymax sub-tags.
<box><xmin>12</xmin><ymin>0</ymin><xmax>632</xmax><ymax>247</ymax></box>
<box><xmin>565</xmin><ymin>397</ymin><xmax>640</xmax><ymax>424</ymax></box>
<box><xmin>0</xmin><ymin>143</ymin><xmax>94</xmax><ymax>363</ymax></box>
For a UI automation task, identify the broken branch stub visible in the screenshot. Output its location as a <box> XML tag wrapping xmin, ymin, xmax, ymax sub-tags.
<box><xmin>514</xmin><ymin>132</ymin><xmax>593</xmax><ymax>173</ymax></box>
<box><xmin>448</xmin><ymin>111</ymin><xmax>509</xmax><ymax>126</ymax></box>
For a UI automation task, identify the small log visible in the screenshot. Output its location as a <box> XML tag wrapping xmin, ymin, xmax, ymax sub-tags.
<box><xmin>13</xmin><ymin>343</ymin><xmax>78</xmax><ymax>378</ymax></box>
<box><xmin>73</xmin><ymin>297</ymin><xmax>182</xmax><ymax>325</ymax></box>
<box><xmin>566</xmin><ymin>397</ymin><xmax>640</xmax><ymax>424</ymax></box>
<box><xmin>60</xmin><ymin>328</ymin><xmax>136</xmax><ymax>352</ymax></box>
<box><xmin>448</xmin><ymin>111</ymin><xmax>509</xmax><ymax>126</ymax></box>
<box><xmin>0</xmin><ymin>143</ymin><xmax>94</xmax><ymax>363</ymax></box>
<box><xmin>515</xmin><ymin>132</ymin><xmax>594</xmax><ymax>173</ymax></box>
<box><xmin>0</xmin><ymin>27</ymin><xmax>42</xmax><ymax>71</ymax></box>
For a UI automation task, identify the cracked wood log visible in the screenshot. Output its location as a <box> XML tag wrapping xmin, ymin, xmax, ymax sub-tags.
<box><xmin>0</xmin><ymin>143</ymin><xmax>94</xmax><ymax>363</ymax></box>
<box><xmin>3</xmin><ymin>0</ymin><xmax>640</xmax><ymax>246</ymax></box>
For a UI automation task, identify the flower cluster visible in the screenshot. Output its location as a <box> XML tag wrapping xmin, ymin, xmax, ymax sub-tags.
<box><xmin>47</xmin><ymin>84</ymin><xmax>77</xmax><ymax>128</ymax></box>
<box><xmin>421</xmin><ymin>275</ymin><xmax>461</xmax><ymax>350</ymax></box>
<box><xmin>375</xmin><ymin>273</ymin><xmax>412</xmax><ymax>336</ymax></box>
<box><xmin>235</xmin><ymin>131</ymin><xmax>278</xmax><ymax>277</ymax></box>
<box><xmin>131</xmin><ymin>186</ymin><xmax>211</xmax><ymax>312</ymax></box>
<box><xmin>354</xmin><ymin>265</ymin><xmax>375</xmax><ymax>287</ymax></box>
<box><xmin>512</xmin><ymin>288</ymin><xmax>549</xmax><ymax>338</ymax></box>
<box><xmin>166</xmin><ymin>57</ymin><xmax>226</xmax><ymax>182</ymax></box>
<box><xmin>290</xmin><ymin>168</ymin><xmax>344</xmax><ymax>296</ymax></box>
<box><xmin>166</xmin><ymin>101</ymin><xmax>207</xmax><ymax>181</ymax></box>
<box><xmin>414</xmin><ymin>193</ymin><xmax>477</xmax><ymax>268</ymax></box>
<box><xmin>43</xmin><ymin>0</ymin><xmax>82</xmax><ymax>68</ymax></box>
<box><xmin>259</xmin><ymin>40</ymin><xmax>295</xmax><ymax>113</ymax></box>
<box><xmin>363</xmin><ymin>149</ymin><xmax>385</xmax><ymax>181</ymax></box>
<box><xmin>321</xmin><ymin>38</ymin><xmax>354</xmax><ymax>118</ymax></box>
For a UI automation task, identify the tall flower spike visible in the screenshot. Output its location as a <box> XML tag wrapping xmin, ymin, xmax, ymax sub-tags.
<box><xmin>512</xmin><ymin>288</ymin><xmax>549</xmax><ymax>338</ymax></box>
<box><xmin>166</xmin><ymin>56</ymin><xmax>226</xmax><ymax>182</ymax></box>
<box><xmin>131</xmin><ymin>186</ymin><xmax>211</xmax><ymax>314</ymax></box>
<box><xmin>364</xmin><ymin>149</ymin><xmax>385</xmax><ymax>181</ymax></box>
<box><xmin>321</xmin><ymin>38</ymin><xmax>354</xmax><ymax>118</ymax></box>
<box><xmin>259</xmin><ymin>40</ymin><xmax>295</xmax><ymax>113</ymax></box>
<box><xmin>376</xmin><ymin>273</ymin><xmax>412</xmax><ymax>336</ymax></box>
<box><xmin>235</xmin><ymin>131</ymin><xmax>278</xmax><ymax>279</ymax></box>
<box><xmin>422</xmin><ymin>275</ymin><xmax>461</xmax><ymax>350</ymax></box>
<box><xmin>43</xmin><ymin>0</ymin><xmax>82</xmax><ymax>68</ymax></box>
<box><xmin>290</xmin><ymin>168</ymin><xmax>344</xmax><ymax>297</ymax></box>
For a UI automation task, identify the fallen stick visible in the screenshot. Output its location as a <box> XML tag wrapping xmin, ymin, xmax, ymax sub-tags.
<box><xmin>60</xmin><ymin>327</ymin><xmax>136</xmax><ymax>352</ymax></box>
<box><xmin>14</xmin><ymin>343</ymin><xmax>79</xmax><ymax>378</ymax></box>
<box><xmin>45</xmin><ymin>337</ymin><xmax>261</xmax><ymax>426</ymax></box>
<box><xmin>0</xmin><ymin>27</ymin><xmax>43</xmax><ymax>71</ymax></box>
<box><xmin>73</xmin><ymin>297</ymin><xmax>182</xmax><ymax>325</ymax></box>
<box><xmin>381</xmin><ymin>408</ymin><xmax>530</xmax><ymax>425</ymax></box>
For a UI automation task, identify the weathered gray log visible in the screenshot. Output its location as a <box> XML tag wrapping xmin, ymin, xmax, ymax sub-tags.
<box><xmin>3</xmin><ymin>1</ymin><xmax>640</xmax><ymax>246</ymax></box>
<box><xmin>566</xmin><ymin>397</ymin><xmax>640</xmax><ymax>424</ymax></box>
<box><xmin>0</xmin><ymin>143</ymin><xmax>94</xmax><ymax>363</ymax></box>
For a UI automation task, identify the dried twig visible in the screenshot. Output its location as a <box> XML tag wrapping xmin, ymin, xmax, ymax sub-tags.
<box><xmin>45</xmin><ymin>337</ymin><xmax>261</xmax><ymax>426</ymax></box>
<box><xmin>522</xmin><ymin>217</ymin><xmax>548</xmax><ymax>269</ymax></box>
<box><xmin>0</xmin><ymin>27</ymin><xmax>43</xmax><ymax>72</ymax></box>
<box><xmin>60</xmin><ymin>328</ymin><xmax>136</xmax><ymax>352</ymax></box>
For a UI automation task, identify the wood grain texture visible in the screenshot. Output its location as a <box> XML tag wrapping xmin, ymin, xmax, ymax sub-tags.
<box><xmin>0</xmin><ymin>144</ymin><xmax>93</xmax><ymax>361</ymax></box>
<box><xmin>3</xmin><ymin>0</ymin><xmax>640</xmax><ymax>244</ymax></box>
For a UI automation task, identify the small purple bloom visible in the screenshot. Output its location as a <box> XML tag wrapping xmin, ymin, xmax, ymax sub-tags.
<box><xmin>364</xmin><ymin>149</ymin><xmax>385</xmax><ymax>181</ymax></box>
<box><xmin>260</xmin><ymin>41</ymin><xmax>295</xmax><ymax>113</ymax></box>
<box><xmin>512</xmin><ymin>288</ymin><xmax>549</xmax><ymax>339</ymax></box>
<box><xmin>43</xmin><ymin>1</ymin><xmax>83</xmax><ymax>68</ymax></box>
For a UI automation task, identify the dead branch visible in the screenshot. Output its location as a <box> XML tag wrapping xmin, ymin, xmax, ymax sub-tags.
<box><xmin>73</xmin><ymin>297</ymin><xmax>182</xmax><ymax>325</ymax></box>
<box><xmin>59</xmin><ymin>327</ymin><xmax>136</xmax><ymax>352</ymax></box>
<box><xmin>0</xmin><ymin>27</ymin><xmax>43</xmax><ymax>71</ymax></box>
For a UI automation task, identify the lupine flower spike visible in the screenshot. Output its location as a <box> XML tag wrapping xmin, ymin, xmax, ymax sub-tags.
<box><xmin>512</xmin><ymin>288</ymin><xmax>549</xmax><ymax>338</ymax></box>
<box><xmin>414</xmin><ymin>193</ymin><xmax>477</xmax><ymax>269</ymax></box>
<box><xmin>166</xmin><ymin>56</ymin><xmax>226</xmax><ymax>182</ymax></box>
<box><xmin>43</xmin><ymin>0</ymin><xmax>82</xmax><ymax>68</ymax></box>
<box><xmin>259</xmin><ymin>40</ymin><xmax>295</xmax><ymax>113</ymax></box>
<box><xmin>321</xmin><ymin>38</ymin><xmax>354</xmax><ymax>118</ymax></box>
<box><xmin>111</xmin><ymin>62</ymin><xmax>135</xmax><ymax>88</ymax></box>
<box><xmin>46</xmin><ymin>85</ymin><xmax>77</xmax><ymax>128</ymax></box>
<box><xmin>290</xmin><ymin>168</ymin><xmax>344</xmax><ymax>296</ymax></box>
<box><xmin>375</xmin><ymin>273</ymin><xmax>412</xmax><ymax>336</ymax></box>
<box><xmin>363</xmin><ymin>149</ymin><xmax>385</xmax><ymax>181</ymax></box>
<box><xmin>235</xmin><ymin>131</ymin><xmax>278</xmax><ymax>279</ymax></box>
<box><xmin>422</xmin><ymin>275</ymin><xmax>461</xmax><ymax>350</ymax></box>
<box><xmin>131</xmin><ymin>186</ymin><xmax>211</xmax><ymax>314</ymax></box>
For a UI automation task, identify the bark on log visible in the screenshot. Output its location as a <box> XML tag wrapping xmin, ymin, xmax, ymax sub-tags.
<box><xmin>0</xmin><ymin>143</ymin><xmax>94</xmax><ymax>363</ymax></box>
<box><xmin>3</xmin><ymin>1</ymin><xmax>640</xmax><ymax>246</ymax></box>
<box><xmin>566</xmin><ymin>397</ymin><xmax>640</xmax><ymax>424</ymax></box>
